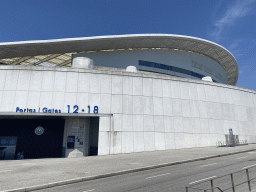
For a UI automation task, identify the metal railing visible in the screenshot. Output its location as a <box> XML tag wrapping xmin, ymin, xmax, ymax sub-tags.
<box><xmin>186</xmin><ymin>165</ymin><xmax>256</xmax><ymax>191</ymax></box>
<box><xmin>216</xmin><ymin>140</ymin><xmax>248</xmax><ymax>147</ymax></box>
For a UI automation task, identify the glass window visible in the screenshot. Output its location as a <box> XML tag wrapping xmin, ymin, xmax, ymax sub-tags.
<box><xmin>138</xmin><ymin>60</ymin><xmax>214</xmax><ymax>82</ymax></box>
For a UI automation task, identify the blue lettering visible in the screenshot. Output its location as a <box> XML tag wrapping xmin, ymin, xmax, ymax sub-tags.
<box><xmin>43</xmin><ymin>107</ymin><xmax>47</xmax><ymax>113</ymax></box>
<box><xmin>16</xmin><ymin>107</ymin><xmax>61</xmax><ymax>113</ymax></box>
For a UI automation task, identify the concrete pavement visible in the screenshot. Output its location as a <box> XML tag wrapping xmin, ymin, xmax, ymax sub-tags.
<box><xmin>1</xmin><ymin>144</ymin><xmax>256</xmax><ymax>192</ymax></box>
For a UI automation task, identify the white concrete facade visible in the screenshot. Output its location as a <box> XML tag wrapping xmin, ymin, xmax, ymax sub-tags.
<box><xmin>0</xmin><ymin>65</ymin><xmax>255</xmax><ymax>156</ymax></box>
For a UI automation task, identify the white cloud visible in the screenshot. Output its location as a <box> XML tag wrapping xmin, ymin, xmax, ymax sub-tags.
<box><xmin>210</xmin><ymin>0</ymin><xmax>256</xmax><ymax>41</ymax></box>
<box><xmin>228</xmin><ymin>40</ymin><xmax>240</xmax><ymax>51</ymax></box>
<box><xmin>227</xmin><ymin>39</ymin><xmax>244</xmax><ymax>57</ymax></box>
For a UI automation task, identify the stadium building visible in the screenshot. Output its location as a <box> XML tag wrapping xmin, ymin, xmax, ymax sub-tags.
<box><xmin>0</xmin><ymin>34</ymin><xmax>255</xmax><ymax>160</ymax></box>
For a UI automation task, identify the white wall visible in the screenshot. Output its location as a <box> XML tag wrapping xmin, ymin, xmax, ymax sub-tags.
<box><xmin>0</xmin><ymin>65</ymin><xmax>255</xmax><ymax>156</ymax></box>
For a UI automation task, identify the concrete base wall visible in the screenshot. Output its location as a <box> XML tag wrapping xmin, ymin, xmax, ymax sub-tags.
<box><xmin>0</xmin><ymin>65</ymin><xmax>255</xmax><ymax>156</ymax></box>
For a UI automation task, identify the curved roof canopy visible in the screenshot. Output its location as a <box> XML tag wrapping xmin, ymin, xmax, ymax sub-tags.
<box><xmin>0</xmin><ymin>34</ymin><xmax>238</xmax><ymax>85</ymax></box>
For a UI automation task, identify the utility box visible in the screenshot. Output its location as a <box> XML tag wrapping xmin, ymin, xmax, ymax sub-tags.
<box><xmin>229</xmin><ymin>129</ymin><xmax>234</xmax><ymax>147</ymax></box>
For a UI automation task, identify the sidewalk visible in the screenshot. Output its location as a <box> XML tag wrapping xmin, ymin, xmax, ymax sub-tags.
<box><xmin>1</xmin><ymin>144</ymin><xmax>256</xmax><ymax>192</ymax></box>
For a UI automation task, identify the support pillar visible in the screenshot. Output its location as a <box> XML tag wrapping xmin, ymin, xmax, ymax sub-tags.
<box><xmin>63</xmin><ymin>117</ymin><xmax>90</xmax><ymax>157</ymax></box>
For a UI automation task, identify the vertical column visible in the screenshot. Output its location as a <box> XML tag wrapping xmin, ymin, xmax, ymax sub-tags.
<box><xmin>62</xmin><ymin>117</ymin><xmax>69</xmax><ymax>157</ymax></box>
<box><xmin>64</xmin><ymin>117</ymin><xmax>90</xmax><ymax>157</ymax></box>
<box><xmin>98</xmin><ymin>116</ymin><xmax>112</xmax><ymax>155</ymax></box>
<box><xmin>83</xmin><ymin>117</ymin><xmax>90</xmax><ymax>156</ymax></box>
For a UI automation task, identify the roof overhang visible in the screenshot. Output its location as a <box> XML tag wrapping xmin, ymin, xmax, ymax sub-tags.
<box><xmin>0</xmin><ymin>34</ymin><xmax>238</xmax><ymax>85</ymax></box>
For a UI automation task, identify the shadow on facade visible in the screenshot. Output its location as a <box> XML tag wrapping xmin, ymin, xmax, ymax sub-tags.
<box><xmin>0</xmin><ymin>117</ymin><xmax>65</xmax><ymax>160</ymax></box>
<box><xmin>0</xmin><ymin>116</ymin><xmax>100</xmax><ymax>160</ymax></box>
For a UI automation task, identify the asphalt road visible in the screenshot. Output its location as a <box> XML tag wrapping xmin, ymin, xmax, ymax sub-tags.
<box><xmin>36</xmin><ymin>151</ymin><xmax>256</xmax><ymax>192</ymax></box>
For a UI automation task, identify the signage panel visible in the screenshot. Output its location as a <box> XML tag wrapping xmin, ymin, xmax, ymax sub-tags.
<box><xmin>15</xmin><ymin>105</ymin><xmax>99</xmax><ymax>114</ymax></box>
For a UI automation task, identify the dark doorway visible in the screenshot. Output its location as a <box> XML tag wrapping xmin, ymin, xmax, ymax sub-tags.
<box><xmin>0</xmin><ymin>118</ymin><xmax>65</xmax><ymax>159</ymax></box>
<box><xmin>89</xmin><ymin>117</ymin><xmax>99</xmax><ymax>156</ymax></box>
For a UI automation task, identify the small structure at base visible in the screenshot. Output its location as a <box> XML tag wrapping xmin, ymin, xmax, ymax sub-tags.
<box><xmin>202</xmin><ymin>76</ymin><xmax>213</xmax><ymax>82</ymax></box>
<box><xmin>72</xmin><ymin>56</ymin><xmax>93</xmax><ymax>69</ymax></box>
<box><xmin>126</xmin><ymin>66</ymin><xmax>137</xmax><ymax>72</ymax></box>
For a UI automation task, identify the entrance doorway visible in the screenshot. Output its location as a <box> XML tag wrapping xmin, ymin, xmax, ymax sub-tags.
<box><xmin>0</xmin><ymin>117</ymin><xmax>65</xmax><ymax>159</ymax></box>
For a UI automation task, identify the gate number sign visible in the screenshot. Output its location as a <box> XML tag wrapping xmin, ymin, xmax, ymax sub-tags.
<box><xmin>15</xmin><ymin>105</ymin><xmax>99</xmax><ymax>114</ymax></box>
<box><xmin>67</xmin><ymin>105</ymin><xmax>98</xmax><ymax>114</ymax></box>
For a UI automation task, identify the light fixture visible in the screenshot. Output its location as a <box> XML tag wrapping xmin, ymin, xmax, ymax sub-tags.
<box><xmin>35</xmin><ymin>126</ymin><xmax>44</xmax><ymax>135</ymax></box>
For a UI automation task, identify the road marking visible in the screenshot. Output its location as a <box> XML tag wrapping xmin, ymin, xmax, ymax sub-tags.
<box><xmin>242</xmin><ymin>164</ymin><xmax>256</xmax><ymax>169</ymax></box>
<box><xmin>146</xmin><ymin>173</ymin><xmax>171</xmax><ymax>179</ymax></box>
<box><xmin>127</xmin><ymin>163</ymin><xmax>140</xmax><ymax>165</ymax></box>
<box><xmin>200</xmin><ymin>163</ymin><xmax>217</xmax><ymax>168</ymax></box>
<box><xmin>83</xmin><ymin>189</ymin><xmax>95</xmax><ymax>192</ymax></box>
<box><xmin>0</xmin><ymin>170</ymin><xmax>12</xmax><ymax>173</ymax></box>
<box><xmin>236</xmin><ymin>156</ymin><xmax>248</xmax><ymax>159</ymax></box>
<box><xmin>248</xmin><ymin>152</ymin><xmax>256</xmax><ymax>154</ymax></box>
<box><xmin>189</xmin><ymin>176</ymin><xmax>216</xmax><ymax>185</ymax></box>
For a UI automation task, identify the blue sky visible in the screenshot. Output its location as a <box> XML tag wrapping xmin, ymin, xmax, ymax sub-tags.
<box><xmin>0</xmin><ymin>0</ymin><xmax>255</xmax><ymax>90</ymax></box>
